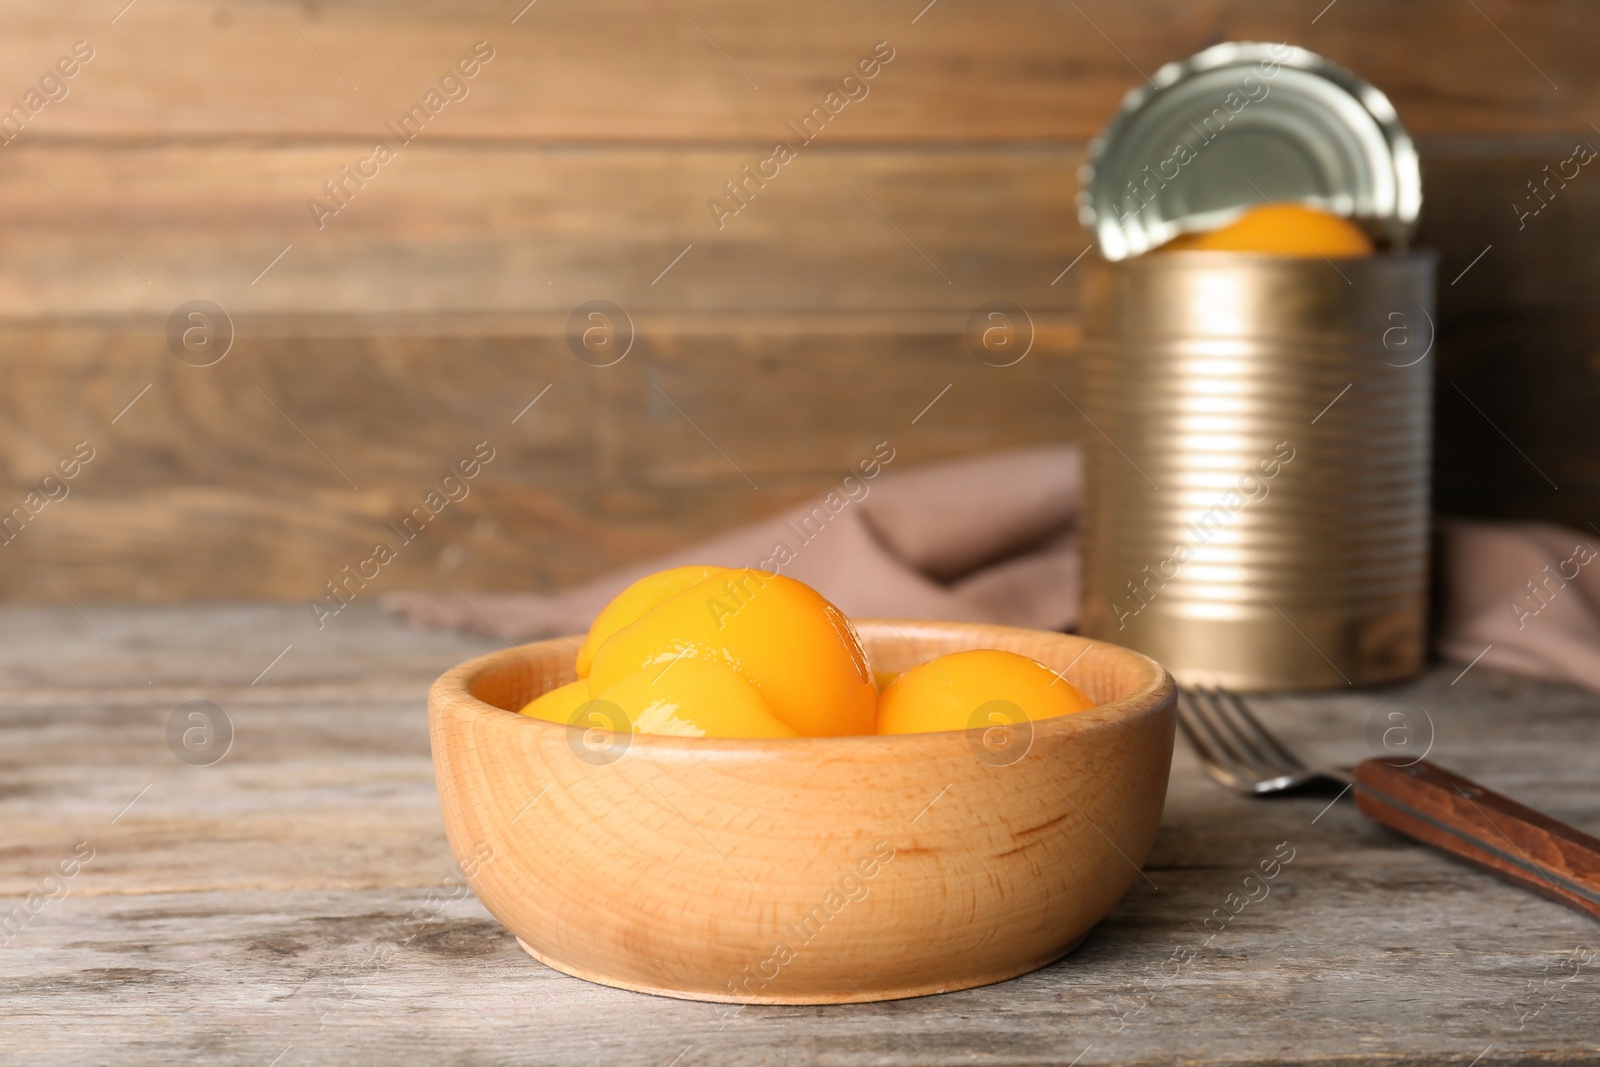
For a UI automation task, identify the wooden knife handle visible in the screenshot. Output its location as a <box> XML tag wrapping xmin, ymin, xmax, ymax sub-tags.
<box><xmin>1353</xmin><ymin>758</ymin><xmax>1600</xmax><ymax>920</ymax></box>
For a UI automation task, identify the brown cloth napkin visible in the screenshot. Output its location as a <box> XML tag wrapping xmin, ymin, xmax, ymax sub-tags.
<box><xmin>1436</xmin><ymin>518</ymin><xmax>1600</xmax><ymax>691</ymax></box>
<box><xmin>386</xmin><ymin>446</ymin><xmax>1600</xmax><ymax>693</ymax></box>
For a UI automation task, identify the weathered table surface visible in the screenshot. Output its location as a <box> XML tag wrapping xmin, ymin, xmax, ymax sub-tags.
<box><xmin>3</xmin><ymin>604</ymin><xmax>1597</xmax><ymax>1066</ymax></box>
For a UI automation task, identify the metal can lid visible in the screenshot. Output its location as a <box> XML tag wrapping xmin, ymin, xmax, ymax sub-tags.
<box><xmin>1078</xmin><ymin>42</ymin><xmax>1421</xmax><ymax>260</ymax></box>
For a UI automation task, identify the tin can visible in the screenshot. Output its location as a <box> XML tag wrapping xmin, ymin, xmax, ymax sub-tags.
<box><xmin>1079</xmin><ymin>251</ymin><xmax>1436</xmax><ymax>690</ymax></box>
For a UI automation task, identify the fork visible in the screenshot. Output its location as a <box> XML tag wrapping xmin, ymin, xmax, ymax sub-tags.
<box><xmin>1178</xmin><ymin>686</ymin><xmax>1600</xmax><ymax>921</ymax></box>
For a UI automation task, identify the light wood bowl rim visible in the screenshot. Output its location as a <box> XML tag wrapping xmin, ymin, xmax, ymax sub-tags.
<box><xmin>429</xmin><ymin>618</ymin><xmax>1175</xmax><ymax>747</ymax></box>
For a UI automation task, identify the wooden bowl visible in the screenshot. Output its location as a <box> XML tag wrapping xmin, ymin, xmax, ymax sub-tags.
<box><xmin>428</xmin><ymin>620</ymin><xmax>1175</xmax><ymax>1004</ymax></box>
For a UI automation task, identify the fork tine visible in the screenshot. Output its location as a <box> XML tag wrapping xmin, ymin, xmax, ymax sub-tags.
<box><xmin>1187</xmin><ymin>687</ymin><xmax>1276</xmax><ymax>778</ymax></box>
<box><xmin>1174</xmin><ymin>694</ymin><xmax>1224</xmax><ymax>766</ymax></box>
<box><xmin>1176</xmin><ymin>689</ymin><xmax>1257</xmax><ymax>786</ymax></box>
<box><xmin>1176</xmin><ymin>693</ymin><xmax>1246</xmax><ymax>792</ymax></box>
<box><xmin>1196</xmin><ymin>686</ymin><xmax>1293</xmax><ymax>778</ymax></box>
<box><xmin>1217</xmin><ymin>688</ymin><xmax>1308</xmax><ymax>772</ymax></box>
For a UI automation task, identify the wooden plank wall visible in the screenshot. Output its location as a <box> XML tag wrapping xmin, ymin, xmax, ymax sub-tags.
<box><xmin>0</xmin><ymin>0</ymin><xmax>1595</xmax><ymax>600</ymax></box>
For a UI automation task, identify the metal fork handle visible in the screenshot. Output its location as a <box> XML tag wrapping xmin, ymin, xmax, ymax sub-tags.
<box><xmin>1354</xmin><ymin>758</ymin><xmax>1600</xmax><ymax>921</ymax></box>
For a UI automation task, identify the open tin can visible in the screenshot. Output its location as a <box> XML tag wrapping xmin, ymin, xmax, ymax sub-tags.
<box><xmin>1076</xmin><ymin>43</ymin><xmax>1434</xmax><ymax>691</ymax></box>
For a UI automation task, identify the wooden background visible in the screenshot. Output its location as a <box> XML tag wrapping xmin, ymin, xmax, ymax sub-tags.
<box><xmin>2</xmin><ymin>0</ymin><xmax>1596</xmax><ymax>601</ymax></box>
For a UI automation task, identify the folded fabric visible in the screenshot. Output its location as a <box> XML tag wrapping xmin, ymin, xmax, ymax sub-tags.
<box><xmin>385</xmin><ymin>445</ymin><xmax>1600</xmax><ymax>693</ymax></box>
<box><xmin>1435</xmin><ymin>518</ymin><xmax>1600</xmax><ymax>692</ymax></box>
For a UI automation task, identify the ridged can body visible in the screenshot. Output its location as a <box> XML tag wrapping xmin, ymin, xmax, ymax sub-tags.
<box><xmin>1080</xmin><ymin>251</ymin><xmax>1436</xmax><ymax>691</ymax></box>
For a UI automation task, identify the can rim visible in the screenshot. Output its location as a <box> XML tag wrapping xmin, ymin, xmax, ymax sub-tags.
<box><xmin>1078</xmin><ymin>42</ymin><xmax>1422</xmax><ymax>261</ymax></box>
<box><xmin>1086</xmin><ymin>247</ymin><xmax>1440</xmax><ymax>269</ymax></box>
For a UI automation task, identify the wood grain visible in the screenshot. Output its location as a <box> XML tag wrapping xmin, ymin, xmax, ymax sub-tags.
<box><xmin>0</xmin><ymin>142</ymin><xmax>1083</xmax><ymax>316</ymax></box>
<box><xmin>1354</xmin><ymin>757</ymin><xmax>1600</xmax><ymax>920</ymax></box>
<box><xmin>1421</xmin><ymin>151</ymin><xmax>1600</xmax><ymax>527</ymax></box>
<box><xmin>0</xmin><ymin>0</ymin><xmax>1591</xmax><ymax>143</ymax></box>
<box><xmin>4</xmin><ymin>604</ymin><xmax>1600</xmax><ymax>1061</ymax></box>
<box><xmin>0</xmin><ymin>315</ymin><xmax>1079</xmax><ymax>600</ymax></box>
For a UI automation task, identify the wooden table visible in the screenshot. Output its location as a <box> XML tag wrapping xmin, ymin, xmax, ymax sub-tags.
<box><xmin>4</xmin><ymin>604</ymin><xmax>1597</xmax><ymax>1065</ymax></box>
